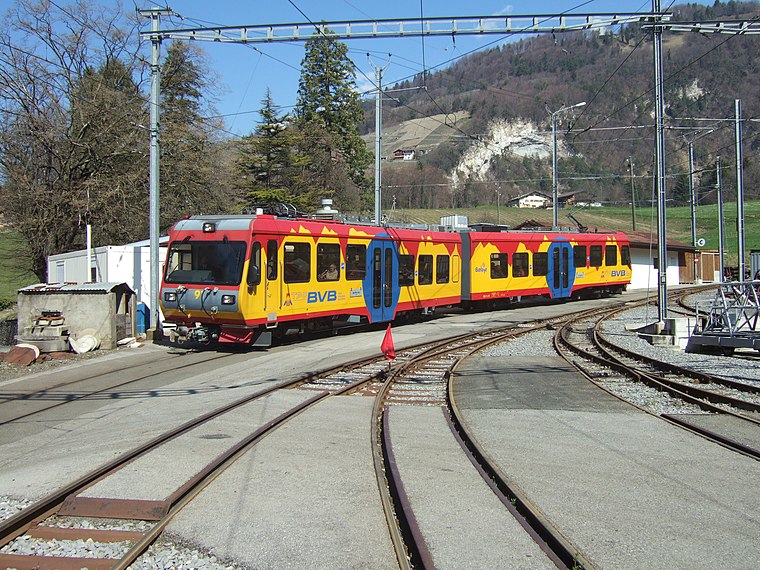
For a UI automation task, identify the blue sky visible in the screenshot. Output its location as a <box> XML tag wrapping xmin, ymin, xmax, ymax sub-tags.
<box><xmin>155</xmin><ymin>0</ymin><xmax>690</xmax><ymax>136</ymax></box>
<box><xmin>3</xmin><ymin>1</ymin><xmax>713</xmax><ymax>136</ymax></box>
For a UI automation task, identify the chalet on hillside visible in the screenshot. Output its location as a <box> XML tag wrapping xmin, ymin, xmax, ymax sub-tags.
<box><xmin>391</xmin><ymin>148</ymin><xmax>416</xmax><ymax>161</ymax></box>
<box><xmin>507</xmin><ymin>191</ymin><xmax>579</xmax><ymax>209</ymax></box>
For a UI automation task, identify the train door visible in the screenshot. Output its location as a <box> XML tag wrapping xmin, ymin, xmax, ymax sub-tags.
<box><xmin>548</xmin><ymin>241</ymin><xmax>573</xmax><ymax>298</ymax></box>
<box><xmin>367</xmin><ymin>241</ymin><xmax>398</xmax><ymax>322</ymax></box>
<box><xmin>264</xmin><ymin>239</ymin><xmax>280</xmax><ymax>318</ymax></box>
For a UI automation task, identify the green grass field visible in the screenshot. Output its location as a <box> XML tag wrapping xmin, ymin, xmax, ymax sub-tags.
<box><xmin>0</xmin><ymin>231</ymin><xmax>38</xmax><ymax>312</ymax></box>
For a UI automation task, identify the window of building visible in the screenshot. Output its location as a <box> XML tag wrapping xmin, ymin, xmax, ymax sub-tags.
<box><xmin>399</xmin><ymin>254</ymin><xmax>415</xmax><ymax>286</ymax></box>
<box><xmin>490</xmin><ymin>253</ymin><xmax>508</xmax><ymax>279</ymax></box>
<box><xmin>317</xmin><ymin>243</ymin><xmax>340</xmax><ymax>281</ymax></box>
<box><xmin>283</xmin><ymin>242</ymin><xmax>311</xmax><ymax>283</ymax></box>
<box><xmin>513</xmin><ymin>253</ymin><xmax>529</xmax><ymax>277</ymax></box>
<box><xmin>590</xmin><ymin>245</ymin><xmax>603</xmax><ymax>267</ymax></box>
<box><xmin>436</xmin><ymin>255</ymin><xmax>450</xmax><ymax>284</ymax></box>
<box><xmin>418</xmin><ymin>254</ymin><xmax>433</xmax><ymax>285</ymax></box>
<box><xmin>533</xmin><ymin>252</ymin><xmax>548</xmax><ymax>276</ymax></box>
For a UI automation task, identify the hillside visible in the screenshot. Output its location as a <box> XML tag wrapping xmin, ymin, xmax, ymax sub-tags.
<box><xmin>362</xmin><ymin>1</ymin><xmax>760</xmax><ymax>212</ymax></box>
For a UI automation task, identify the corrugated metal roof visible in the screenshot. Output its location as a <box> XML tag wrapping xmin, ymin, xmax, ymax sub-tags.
<box><xmin>19</xmin><ymin>282</ymin><xmax>134</xmax><ymax>294</ymax></box>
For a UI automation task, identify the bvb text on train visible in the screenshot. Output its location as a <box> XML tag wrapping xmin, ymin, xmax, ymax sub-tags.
<box><xmin>159</xmin><ymin>214</ymin><xmax>632</xmax><ymax>347</ymax></box>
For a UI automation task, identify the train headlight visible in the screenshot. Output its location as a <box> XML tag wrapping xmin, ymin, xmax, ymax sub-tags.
<box><xmin>202</xmin><ymin>222</ymin><xmax>216</xmax><ymax>233</ymax></box>
<box><xmin>221</xmin><ymin>294</ymin><xmax>236</xmax><ymax>305</ymax></box>
<box><xmin>164</xmin><ymin>291</ymin><xmax>177</xmax><ymax>302</ymax></box>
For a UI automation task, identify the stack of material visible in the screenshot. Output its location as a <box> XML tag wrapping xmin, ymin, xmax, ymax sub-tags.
<box><xmin>16</xmin><ymin>310</ymin><xmax>71</xmax><ymax>353</ymax></box>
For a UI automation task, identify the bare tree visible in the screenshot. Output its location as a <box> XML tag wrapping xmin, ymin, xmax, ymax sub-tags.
<box><xmin>0</xmin><ymin>0</ymin><xmax>147</xmax><ymax>281</ymax></box>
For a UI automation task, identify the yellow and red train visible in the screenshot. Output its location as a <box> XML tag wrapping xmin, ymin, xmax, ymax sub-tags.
<box><xmin>159</xmin><ymin>214</ymin><xmax>631</xmax><ymax>346</ymax></box>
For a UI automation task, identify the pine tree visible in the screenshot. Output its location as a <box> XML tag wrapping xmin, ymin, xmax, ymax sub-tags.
<box><xmin>294</xmin><ymin>31</ymin><xmax>371</xmax><ymax>211</ymax></box>
<box><xmin>160</xmin><ymin>42</ymin><xmax>227</xmax><ymax>225</ymax></box>
<box><xmin>238</xmin><ymin>90</ymin><xmax>314</xmax><ymax>210</ymax></box>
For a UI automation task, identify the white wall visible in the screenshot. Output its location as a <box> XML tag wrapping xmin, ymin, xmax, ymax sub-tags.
<box><xmin>629</xmin><ymin>248</ymin><xmax>680</xmax><ymax>290</ymax></box>
<box><xmin>48</xmin><ymin>243</ymin><xmax>166</xmax><ymax>309</ymax></box>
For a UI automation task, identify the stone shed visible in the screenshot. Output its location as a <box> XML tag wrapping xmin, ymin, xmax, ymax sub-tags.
<box><xmin>17</xmin><ymin>282</ymin><xmax>135</xmax><ymax>350</ymax></box>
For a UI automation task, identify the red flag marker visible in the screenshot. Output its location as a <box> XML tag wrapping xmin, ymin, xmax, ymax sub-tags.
<box><xmin>381</xmin><ymin>323</ymin><xmax>396</xmax><ymax>360</ymax></box>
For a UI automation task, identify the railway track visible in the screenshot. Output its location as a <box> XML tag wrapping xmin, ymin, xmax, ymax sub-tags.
<box><xmin>0</xmin><ymin>353</ymin><xmax>395</xmax><ymax>569</ymax></box>
<box><xmin>0</xmin><ymin>349</ymin><xmax>239</xmax><ymax>427</ymax></box>
<box><xmin>1</xmin><ymin>290</ymin><xmax>721</xmax><ymax>568</ymax></box>
<box><xmin>371</xmin><ymin>320</ymin><xmax>602</xmax><ymax>570</ymax></box>
<box><xmin>556</xmin><ymin>305</ymin><xmax>760</xmax><ymax>460</ymax></box>
<box><xmin>1</xmin><ymin>308</ymin><xmax>611</xmax><ymax>569</ymax></box>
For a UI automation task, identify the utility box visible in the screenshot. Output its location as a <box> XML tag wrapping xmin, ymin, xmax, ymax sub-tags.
<box><xmin>17</xmin><ymin>282</ymin><xmax>135</xmax><ymax>351</ymax></box>
<box><xmin>440</xmin><ymin>215</ymin><xmax>469</xmax><ymax>230</ymax></box>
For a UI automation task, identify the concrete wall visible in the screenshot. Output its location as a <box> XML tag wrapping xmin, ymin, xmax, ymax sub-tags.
<box><xmin>17</xmin><ymin>290</ymin><xmax>134</xmax><ymax>349</ymax></box>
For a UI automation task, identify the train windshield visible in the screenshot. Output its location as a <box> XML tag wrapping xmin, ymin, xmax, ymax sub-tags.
<box><xmin>164</xmin><ymin>241</ymin><xmax>247</xmax><ymax>286</ymax></box>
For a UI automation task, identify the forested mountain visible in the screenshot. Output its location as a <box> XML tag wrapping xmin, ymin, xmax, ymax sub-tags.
<box><xmin>363</xmin><ymin>1</ymin><xmax>760</xmax><ymax>210</ymax></box>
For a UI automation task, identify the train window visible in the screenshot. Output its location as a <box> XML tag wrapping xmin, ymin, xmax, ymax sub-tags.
<box><xmin>266</xmin><ymin>240</ymin><xmax>278</xmax><ymax>280</ymax></box>
<box><xmin>418</xmin><ymin>255</ymin><xmax>433</xmax><ymax>285</ymax></box>
<box><xmin>283</xmin><ymin>242</ymin><xmax>311</xmax><ymax>283</ymax></box>
<box><xmin>384</xmin><ymin>249</ymin><xmax>393</xmax><ymax>307</ymax></box>
<box><xmin>490</xmin><ymin>253</ymin><xmax>508</xmax><ymax>279</ymax></box>
<box><xmin>573</xmin><ymin>245</ymin><xmax>587</xmax><ymax>268</ymax></box>
<box><xmin>247</xmin><ymin>242</ymin><xmax>262</xmax><ymax>286</ymax></box>
<box><xmin>621</xmin><ymin>245</ymin><xmax>631</xmax><ymax>267</ymax></box>
<box><xmin>165</xmin><ymin>241</ymin><xmax>247</xmax><ymax>285</ymax></box>
<box><xmin>398</xmin><ymin>255</ymin><xmax>415</xmax><ymax>286</ymax></box>
<box><xmin>513</xmin><ymin>253</ymin><xmax>529</xmax><ymax>277</ymax></box>
<box><xmin>452</xmin><ymin>254</ymin><xmax>461</xmax><ymax>283</ymax></box>
<box><xmin>533</xmin><ymin>252</ymin><xmax>548</xmax><ymax>276</ymax></box>
<box><xmin>605</xmin><ymin>245</ymin><xmax>618</xmax><ymax>266</ymax></box>
<box><xmin>317</xmin><ymin>243</ymin><xmax>340</xmax><ymax>281</ymax></box>
<box><xmin>346</xmin><ymin>244</ymin><xmax>366</xmax><ymax>280</ymax></box>
<box><xmin>436</xmin><ymin>255</ymin><xmax>450</xmax><ymax>284</ymax></box>
<box><xmin>589</xmin><ymin>246</ymin><xmax>603</xmax><ymax>267</ymax></box>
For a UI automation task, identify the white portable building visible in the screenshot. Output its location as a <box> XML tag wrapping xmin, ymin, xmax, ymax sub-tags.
<box><xmin>46</xmin><ymin>237</ymin><xmax>168</xmax><ymax>311</ymax></box>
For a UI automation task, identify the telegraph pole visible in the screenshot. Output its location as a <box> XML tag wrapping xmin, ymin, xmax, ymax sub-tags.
<box><xmin>717</xmin><ymin>156</ymin><xmax>726</xmax><ymax>281</ymax></box>
<box><xmin>735</xmin><ymin>99</ymin><xmax>746</xmax><ymax>280</ymax></box>
<box><xmin>652</xmin><ymin>0</ymin><xmax>669</xmax><ymax>322</ymax></box>
<box><xmin>627</xmin><ymin>157</ymin><xmax>637</xmax><ymax>231</ymax></box>
<box><xmin>374</xmin><ymin>65</ymin><xmax>383</xmax><ymax>226</ymax></box>
<box><xmin>138</xmin><ymin>7</ymin><xmax>171</xmax><ymax>338</ymax></box>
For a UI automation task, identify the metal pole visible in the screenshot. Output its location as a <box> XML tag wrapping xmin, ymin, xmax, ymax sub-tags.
<box><xmin>735</xmin><ymin>98</ymin><xmax>745</xmax><ymax>280</ymax></box>
<box><xmin>628</xmin><ymin>158</ymin><xmax>637</xmax><ymax>231</ymax></box>
<box><xmin>652</xmin><ymin>0</ymin><xmax>668</xmax><ymax>322</ymax></box>
<box><xmin>688</xmin><ymin>141</ymin><xmax>698</xmax><ymax>283</ymax></box>
<box><xmin>374</xmin><ymin>66</ymin><xmax>382</xmax><ymax>226</ymax></box>
<box><xmin>552</xmin><ymin>113</ymin><xmax>558</xmax><ymax>228</ymax></box>
<box><xmin>688</xmin><ymin>142</ymin><xmax>696</xmax><ymax>249</ymax></box>
<box><xmin>496</xmin><ymin>186</ymin><xmax>500</xmax><ymax>225</ymax></box>
<box><xmin>140</xmin><ymin>8</ymin><xmax>170</xmax><ymax>337</ymax></box>
<box><xmin>717</xmin><ymin>156</ymin><xmax>725</xmax><ymax>281</ymax></box>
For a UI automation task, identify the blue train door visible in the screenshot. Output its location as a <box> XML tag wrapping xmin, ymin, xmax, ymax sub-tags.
<box><xmin>367</xmin><ymin>241</ymin><xmax>398</xmax><ymax>322</ymax></box>
<box><xmin>548</xmin><ymin>241</ymin><xmax>573</xmax><ymax>298</ymax></box>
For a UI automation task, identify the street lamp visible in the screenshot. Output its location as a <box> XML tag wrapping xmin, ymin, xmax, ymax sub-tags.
<box><xmin>550</xmin><ymin>101</ymin><xmax>586</xmax><ymax>228</ymax></box>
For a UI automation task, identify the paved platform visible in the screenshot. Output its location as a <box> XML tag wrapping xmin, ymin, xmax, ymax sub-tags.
<box><xmin>388</xmin><ymin>406</ymin><xmax>555</xmax><ymax>569</ymax></box>
<box><xmin>452</xmin><ymin>356</ymin><xmax>760</xmax><ymax>569</ymax></box>
<box><xmin>166</xmin><ymin>395</ymin><xmax>398</xmax><ymax>569</ymax></box>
